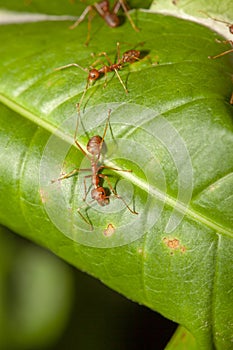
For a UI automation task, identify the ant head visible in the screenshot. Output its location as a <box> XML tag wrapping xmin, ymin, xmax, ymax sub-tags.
<box><xmin>229</xmin><ymin>24</ymin><xmax>233</xmax><ymax>34</ymax></box>
<box><xmin>88</xmin><ymin>69</ymin><xmax>100</xmax><ymax>82</ymax></box>
<box><xmin>87</xmin><ymin>135</ymin><xmax>106</xmax><ymax>156</ymax></box>
<box><xmin>91</xmin><ymin>187</ymin><xmax>109</xmax><ymax>206</ymax></box>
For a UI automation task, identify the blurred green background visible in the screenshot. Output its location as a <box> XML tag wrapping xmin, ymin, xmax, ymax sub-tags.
<box><xmin>0</xmin><ymin>225</ymin><xmax>177</xmax><ymax>350</ymax></box>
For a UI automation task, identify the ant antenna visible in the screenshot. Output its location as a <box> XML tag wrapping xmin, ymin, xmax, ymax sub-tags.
<box><xmin>200</xmin><ymin>10</ymin><xmax>233</xmax><ymax>29</ymax></box>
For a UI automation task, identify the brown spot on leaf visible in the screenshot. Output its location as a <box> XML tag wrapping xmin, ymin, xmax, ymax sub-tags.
<box><xmin>39</xmin><ymin>188</ymin><xmax>47</xmax><ymax>204</ymax></box>
<box><xmin>103</xmin><ymin>223</ymin><xmax>115</xmax><ymax>237</ymax></box>
<box><xmin>163</xmin><ymin>237</ymin><xmax>187</xmax><ymax>254</ymax></box>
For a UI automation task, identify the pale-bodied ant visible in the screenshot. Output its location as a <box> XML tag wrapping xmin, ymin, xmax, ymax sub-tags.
<box><xmin>200</xmin><ymin>11</ymin><xmax>233</xmax><ymax>104</ymax></box>
<box><xmin>55</xmin><ymin>42</ymin><xmax>141</xmax><ymax>111</ymax></box>
<box><xmin>201</xmin><ymin>12</ymin><xmax>233</xmax><ymax>59</ymax></box>
<box><xmin>52</xmin><ymin>109</ymin><xmax>138</xmax><ymax>229</ymax></box>
<box><xmin>70</xmin><ymin>0</ymin><xmax>139</xmax><ymax>45</ymax></box>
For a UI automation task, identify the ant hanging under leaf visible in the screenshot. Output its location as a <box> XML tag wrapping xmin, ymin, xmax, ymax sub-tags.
<box><xmin>55</xmin><ymin>42</ymin><xmax>141</xmax><ymax>112</ymax></box>
<box><xmin>52</xmin><ymin>108</ymin><xmax>138</xmax><ymax>230</ymax></box>
<box><xmin>70</xmin><ymin>0</ymin><xmax>139</xmax><ymax>45</ymax></box>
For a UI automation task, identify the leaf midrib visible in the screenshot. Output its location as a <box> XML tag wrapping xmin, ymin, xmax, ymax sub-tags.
<box><xmin>1</xmin><ymin>92</ymin><xmax>232</xmax><ymax>239</ymax></box>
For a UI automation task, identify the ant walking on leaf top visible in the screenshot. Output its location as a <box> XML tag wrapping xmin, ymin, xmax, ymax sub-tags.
<box><xmin>55</xmin><ymin>42</ymin><xmax>141</xmax><ymax>112</ymax></box>
<box><xmin>52</xmin><ymin>109</ymin><xmax>138</xmax><ymax>229</ymax></box>
<box><xmin>70</xmin><ymin>0</ymin><xmax>139</xmax><ymax>45</ymax></box>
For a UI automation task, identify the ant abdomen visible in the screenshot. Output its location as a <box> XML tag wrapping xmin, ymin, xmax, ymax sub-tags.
<box><xmin>122</xmin><ymin>50</ymin><xmax>140</xmax><ymax>63</ymax></box>
<box><xmin>105</xmin><ymin>13</ymin><xmax>120</xmax><ymax>27</ymax></box>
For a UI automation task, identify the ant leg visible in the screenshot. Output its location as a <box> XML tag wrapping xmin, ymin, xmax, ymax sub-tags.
<box><xmin>102</xmin><ymin>71</ymin><xmax>109</xmax><ymax>89</ymax></box>
<box><xmin>77</xmin><ymin>202</ymin><xmax>94</xmax><ymax>230</ymax></box>
<box><xmin>91</xmin><ymin>52</ymin><xmax>113</xmax><ymax>66</ymax></box>
<box><xmin>84</xmin><ymin>11</ymin><xmax>93</xmax><ymax>46</ymax></box>
<box><xmin>77</xmin><ymin>208</ymin><xmax>93</xmax><ymax>230</ymax></box>
<box><xmin>54</xmin><ymin>63</ymin><xmax>88</xmax><ymax>73</ymax></box>
<box><xmin>74</xmin><ymin>102</ymin><xmax>81</xmax><ymax>142</ymax></box>
<box><xmin>113</xmin><ymin>0</ymin><xmax>126</xmax><ymax>13</ymax></box>
<box><xmin>97</xmin><ymin>109</ymin><xmax>112</xmax><ymax>161</ymax></box>
<box><xmin>97</xmin><ymin>109</ymin><xmax>111</xmax><ymax>158</ymax></box>
<box><xmin>113</xmin><ymin>0</ymin><xmax>139</xmax><ymax>32</ymax></box>
<box><xmin>82</xmin><ymin>175</ymin><xmax>93</xmax><ymax>201</ymax></box>
<box><xmin>209</xmin><ymin>39</ymin><xmax>233</xmax><ymax>59</ymax></box>
<box><xmin>98</xmin><ymin>165</ymin><xmax>132</xmax><ymax>173</ymax></box>
<box><xmin>99</xmin><ymin>174</ymin><xmax>138</xmax><ymax>214</ymax></box>
<box><xmin>209</xmin><ymin>48</ymin><xmax>233</xmax><ymax>59</ymax></box>
<box><xmin>113</xmin><ymin>192</ymin><xmax>138</xmax><ymax>214</ymax></box>
<box><xmin>54</xmin><ymin>63</ymin><xmax>89</xmax><ymax>112</ymax></box>
<box><xmin>75</xmin><ymin>77</ymin><xmax>90</xmax><ymax>114</ymax></box>
<box><xmin>73</xmin><ymin>102</ymin><xmax>91</xmax><ymax>158</ymax></box>
<box><xmin>51</xmin><ymin>168</ymin><xmax>91</xmax><ymax>183</ymax></box>
<box><xmin>216</xmin><ymin>39</ymin><xmax>233</xmax><ymax>45</ymax></box>
<box><xmin>116</xmin><ymin>42</ymin><xmax>121</xmax><ymax>62</ymax></box>
<box><xmin>199</xmin><ymin>11</ymin><xmax>231</xmax><ymax>26</ymax></box>
<box><xmin>230</xmin><ymin>91</ymin><xmax>233</xmax><ymax>105</ymax></box>
<box><xmin>69</xmin><ymin>5</ymin><xmax>93</xmax><ymax>30</ymax></box>
<box><xmin>114</xmin><ymin>68</ymin><xmax>128</xmax><ymax>93</ymax></box>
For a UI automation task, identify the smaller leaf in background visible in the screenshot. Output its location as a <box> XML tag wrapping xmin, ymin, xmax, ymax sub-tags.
<box><xmin>0</xmin><ymin>0</ymin><xmax>152</xmax><ymax>15</ymax></box>
<box><xmin>0</xmin><ymin>225</ymin><xmax>75</xmax><ymax>350</ymax></box>
<box><xmin>200</xmin><ymin>12</ymin><xmax>233</xmax><ymax>104</ymax></box>
<box><xmin>151</xmin><ymin>0</ymin><xmax>233</xmax><ymax>41</ymax></box>
<box><xmin>165</xmin><ymin>326</ymin><xmax>197</xmax><ymax>350</ymax></box>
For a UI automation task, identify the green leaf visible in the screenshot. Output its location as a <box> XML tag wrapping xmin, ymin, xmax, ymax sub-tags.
<box><xmin>0</xmin><ymin>0</ymin><xmax>152</xmax><ymax>15</ymax></box>
<box><xmin>165</xmin><ymin>326</ymin><xmax>197</xmax><ymax>350</ymax></box>
<box><xmin>151</xmin><ymin>0</ymin><xmax>233</xmax><ymax>18</ymax></box>
<box><xmin>0</xmin><ymin>225</ymin><xmax>74</xmax><ymax>349</ymax></box>
<box><xmin>0</xmin><ymin>10</ymin><xmax>233</xmax><ymax>349</ymax></box>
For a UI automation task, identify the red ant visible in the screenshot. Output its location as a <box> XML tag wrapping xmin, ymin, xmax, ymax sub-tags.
<box><xmin>52</xmin><ymin>109</ymin><xmax>138</xmax><ymax>229</ymax></box>
<box><xmin>55</xmin><ymin>42</ymin><xmax>141</xmax><ymax>111</ymax></box>
<box><xmin>70</xmin><ymin>0</ymin><xmax>139</xmax><ymax>45</ymax></box>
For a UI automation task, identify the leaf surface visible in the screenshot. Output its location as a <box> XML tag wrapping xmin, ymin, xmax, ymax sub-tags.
<box><xmin>0</xmin><ymin>10</ymin><xmax>233</xmax><ymax>350</ymax></box>
<box><xmin>0</xmin><ymin>0</ymin><xmax>152</xmax><ymax>15</ymax></box>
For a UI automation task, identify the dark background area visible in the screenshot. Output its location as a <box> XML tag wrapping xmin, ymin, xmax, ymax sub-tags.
<box><xmin>54</xmin><ymin>261</ymin><xmax>177</xmax><ymax>350</ymax></box>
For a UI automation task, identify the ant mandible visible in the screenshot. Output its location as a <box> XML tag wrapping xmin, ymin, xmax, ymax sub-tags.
<box><xmin>70</xmin><ymin>0</ymin><xmax>139</xmax><ymax>45</ymax></box>
<box><xmin>55</xmin><ymin>42</ymin><xmax>141</xmax><ymax>112</ymax></box>
<box><xmin>52</xmin><ymin>109</ymin><xmax>138</xmax><ymax>229</ymax></box>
